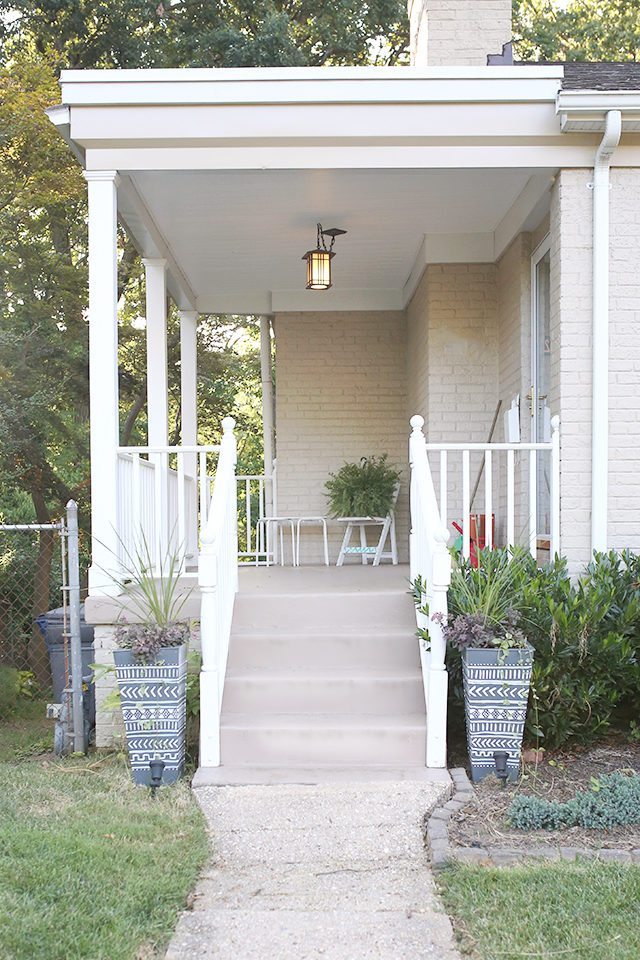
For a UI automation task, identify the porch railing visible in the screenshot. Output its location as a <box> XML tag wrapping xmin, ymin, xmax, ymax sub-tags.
<box><xmin>116</xmin><ymin>448</ymin><xmax>277</xmax><ymax>572</ymax></box>
<box><xmin>425</xmin><ymin>414</ymin><xmax>560</xmax><ymax>559</ymax></box>
<box><xmin>198</xmin><ymin>417</ymin><xmax>238</xmax><ymax>768</ymax></box>
<box><xmin>409</xmin><ymin>415</ymin><xmax>452</xmax><ymax>769</ymax></box>
<box><xmin>116</xmin><ymin>445</ymin><xmax>219</xmax><ymax>573</ymax></box>
<box><xmin>236</xmin><ymin>464</ymin><xmax>277</xmax><ymax>563</ymax></box>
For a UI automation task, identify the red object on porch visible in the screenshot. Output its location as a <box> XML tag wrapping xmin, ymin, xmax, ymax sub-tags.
<box><xmin>452</xmin><ymin>514</ymin><xmax>496</xmax><ymax>568</ymax></box>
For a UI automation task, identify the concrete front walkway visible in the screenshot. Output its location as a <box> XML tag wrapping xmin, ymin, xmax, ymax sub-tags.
<box><xmin>165</xmin><ymin>780</ymin><xmax>461</xmax><ymax>960</ymax></box>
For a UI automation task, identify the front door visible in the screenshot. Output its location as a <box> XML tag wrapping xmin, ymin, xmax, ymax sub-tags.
<box><xmin>531</xmin><ymin>237</ymin><xmax>552</xmax><ymax>539</ymax></box>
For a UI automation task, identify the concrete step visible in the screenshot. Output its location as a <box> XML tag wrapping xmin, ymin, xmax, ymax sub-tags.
<box><xmin>222</xmin><ymin>670</ymin><xmax>425</xmax><ymax>716</ymax></box>
<box><xmin>226</xmin><ymin>630</ymin><xmax>421</xmax><ymax>671</ymax></box>
<box><xmin>193</xmin><ymin>765</ymin><xmax>450</xmax><ymax>786</ymax></box>
<box><xmin>231</xmin><ymin>590</ymin><xmax>415</xmax><ymax>632</ymax></box>
<box><xmin>220</xmin><ymin>714</ymin><xmax>426</xmax><ymax>768</ymax></box>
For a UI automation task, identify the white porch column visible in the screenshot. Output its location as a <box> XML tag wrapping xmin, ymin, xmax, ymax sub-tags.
<box><xmin>85</xmin><ymin>171</ymin><xmax>120</xmax><ymax>596</ymax></box>
<box><xmin>143</xmin><ymin>258</ymin><xmax>169</xmax><ymax>447</ymax></box>
<box><xmin>260</xmin><ymin>315</ymin><xmax>275</xmax><ymax>517</ymax></box>
<box><xmin>179</xmin><ymin>310</ymin><xmax>199</xmax><ymax>559</ymax></box>
<box><xmin>143</xmin><ymin>258</ymin><xmax>169</xmax><ymax>561</ymax></box>
<box><xmin>179</xmin><ymin>311</ymin><xmax>198</xmax><ymax>453</ymax></box>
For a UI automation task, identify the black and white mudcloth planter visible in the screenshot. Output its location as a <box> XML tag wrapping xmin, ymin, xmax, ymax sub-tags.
<box><xmin>462</xmin><ymin>645</ymin><xmax>534</xmax><ymax>783</ymax></box>
<box><xmin>114</xmin><ymin>645</ymin><xmax>187</xmax><ymax>786</ymax></box>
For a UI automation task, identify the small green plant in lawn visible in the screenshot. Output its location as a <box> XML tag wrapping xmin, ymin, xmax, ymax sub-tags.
<box><xmin>325</xmin><ymin>455</ymin><xmax>401</xmax><ymax>518</ymax></box>
<box><xmin>508</xmin><ymin>771</ymin><xmax>640</xmax><ymax>831</ymax></box>
<box><xmin>0</xmin><ymin>667</ymin><xmax>42</xmax><ymax>720</ymax></box>
<box><xmin>0</xmin><ymin>665</ymin><xmax>20</xmax><ymax>719</ymax></box>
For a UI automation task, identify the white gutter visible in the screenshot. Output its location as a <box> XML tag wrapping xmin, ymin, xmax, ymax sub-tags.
<box><xmin>591</xmin><ymin>109</ymin><xmax>622</xmax><ymax>554</ymax></box>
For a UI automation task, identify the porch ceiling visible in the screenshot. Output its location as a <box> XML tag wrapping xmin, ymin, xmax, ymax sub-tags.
<box><xmin>119</xmin><ymin>166</ymin><xmax>552</xmax><ymax>314</ymax></box>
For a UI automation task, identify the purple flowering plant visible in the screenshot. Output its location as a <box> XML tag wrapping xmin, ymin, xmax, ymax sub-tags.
<box><xmin>413</xmin><ymin>547</ymin><xmax>534</xmax><ymax>653</ymax></box>
<box><xmin>432</xmin><ymin>608</ymin><xmax>527</xmax><ymax>652</ymax></box>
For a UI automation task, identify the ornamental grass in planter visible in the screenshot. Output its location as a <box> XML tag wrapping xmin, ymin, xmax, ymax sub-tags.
<box><xmin>111</xmin><ymin>542</ymin><xmax>192</xmax><ymax>786</ymax></box>
<box><xmin>441</xmin><ymin>549</ymin><xmax>535</xmax><ymax>782</ymax></box>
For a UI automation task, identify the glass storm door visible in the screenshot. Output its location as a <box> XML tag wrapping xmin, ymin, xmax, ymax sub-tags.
<box><xmin>531</xmin><ymin>238</ymin><xmax>552</xmax><ymax>539</ymax></box>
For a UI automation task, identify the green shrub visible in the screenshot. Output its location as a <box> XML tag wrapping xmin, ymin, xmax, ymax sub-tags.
<box><xmin>508</xmin><ymin>772</ymin><xmax>640</xmax><ymax>830</ymax></box>
<box><xmin>0</xmin><ymin>666</ymin><xmax>20</xmax><ymax>720</ymax></box>
<box><xmin>446</xmin><ymin>548</ymin><xmax>640</xmax><ymax>750</ymax></box>
<box><xmin>324</xmin><ymin>455</ymin><xmax>401</xmax><ymax>518</ymax></box>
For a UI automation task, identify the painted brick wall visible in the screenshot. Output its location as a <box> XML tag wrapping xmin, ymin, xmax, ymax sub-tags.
<box><xmin>273</xmin><ymin>311</ymin><xmax>409</xmax><ymax>564</ymax></box>
<box><xmin>409</xmin><ymin>0</ymin><xmax>512</xmax><ymax>66</ymax></box>
<box><xmin>550</xmin><ymin>170</ymin><xmax>593</xmax><ymax>573</ymax></box>
<box><xmin>406</xmin><ymin>263</ymin><xmax>499</xmax><ymax>533</ymax></box>
<box><xmin>609</xmin><ymin>168</ymin><xmax>640</xmax><ymax>552</ymax></box>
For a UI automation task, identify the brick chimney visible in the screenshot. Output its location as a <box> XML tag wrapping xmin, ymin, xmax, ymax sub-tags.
<box><xmin>408</xmin><ymin>0</ymin><xmax>512</xmax><ymax>67</ymax></box>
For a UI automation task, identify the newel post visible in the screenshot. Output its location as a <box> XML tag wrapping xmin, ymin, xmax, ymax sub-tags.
<box><xmin>408</xmin><ymin>414</ymin><xmax>451</xmax><ymax>769</ymax></box>
<box><xmin>198</xmin><ymin>416</ymin><xmax>237</xmax><ymax>768</ymax></box>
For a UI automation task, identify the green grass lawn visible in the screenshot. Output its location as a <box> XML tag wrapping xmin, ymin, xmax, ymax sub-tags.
<box><xmin>0</xmin><ymin>706</ymin><xmax>208</xmax><ymax>960</ymax></box>
<box><xmin>439</xmin><ymin>860</ymin><xmax>640</xmax><ymax>960</ymax></box>
<box><xmin>0</xmin><ymin>698</ymin><xmax>52</xmax><ymax>759</ymax></box>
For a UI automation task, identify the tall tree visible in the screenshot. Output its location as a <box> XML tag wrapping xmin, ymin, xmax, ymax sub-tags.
<box><xmin>514</xmin><ymin>0</ymin><xmax>640</xmax><ymax>61</ymax></box>
<box><xmin>0</xmin><ymin>0</ymin><xmax>409</xmax><ymax>70</ymax></box>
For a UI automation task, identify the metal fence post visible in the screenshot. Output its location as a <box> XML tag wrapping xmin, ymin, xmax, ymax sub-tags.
<box><xmin>66</xmin><ymin>500</ymin><xmax>86</xmax><ymax>754</ymax></box>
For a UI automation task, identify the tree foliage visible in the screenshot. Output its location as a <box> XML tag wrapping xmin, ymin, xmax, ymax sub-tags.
<box><xmin>0</xmin><ymin>0</ymin><xmax>409</xmax><ymax>71</ymax></box>
<box><xmin>514</xmin><ymin>0</ymin><xmax>640</xmax><ymax>62</ymax></box>
<box><xmin>0</xmin><ymin>4</ymin><xmax>408</xmax><ymax>677</ymax></box>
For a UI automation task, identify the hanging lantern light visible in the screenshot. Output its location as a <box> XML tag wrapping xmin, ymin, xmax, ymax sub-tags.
<box><xmin>302</xmin><ymin>223</ymin><xmax>347</xmax><ymax>291</ymax></box>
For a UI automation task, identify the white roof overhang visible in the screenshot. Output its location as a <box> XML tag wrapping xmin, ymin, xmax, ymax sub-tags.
<box><xmin>49</xmin><ymin>66</ymin><xmax>640</xmax><ymax>313</ymax></box>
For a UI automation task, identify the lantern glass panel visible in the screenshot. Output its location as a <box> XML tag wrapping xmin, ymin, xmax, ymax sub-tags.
<box><xmin>306</xmin><ymin>250</ymin><xmax>332</xmax><ymax>290</ymax></box>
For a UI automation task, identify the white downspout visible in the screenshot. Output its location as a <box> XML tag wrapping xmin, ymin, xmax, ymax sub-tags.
<box><xmin>591</xmin><ymin>109</ymin><xmax>622</xmax><ymax>555</ymax></box>
<box><xmin>260</xmin><ymin>315</ymin><xmax>276</xmax><ymax>517</ymax></box>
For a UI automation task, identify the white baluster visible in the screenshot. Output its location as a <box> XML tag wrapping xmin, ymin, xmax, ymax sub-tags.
<box><xmin>440</xmin><ymin>450</ymin><xmax>447</xmax><ymax>529</ymax></box>
<box><xmin>132</xmin><ymin>454</ymin><xmax>141</xmax><ymax>562</ymax></box>
<box><xmin>199</xmin><ymin>450</ymin><xmax>207</xmax><ymax>534</ymax></box>
<box><xmin>245</xmin><ymin>477</ymin><xmax>251</xmax><ymax>556</ymax></box>
<box><xmin>177</xmin><ymin>452</ymin><xmax>186</xmax><ymax>570</ymax></box>
<box><xmin>507</xmin><ymin>448</ymin><xmax>515</xmax><ymax>548</ymax></box>
<box><xmin>484</xmin><ymin>450</ymin><xmax>492</xmax><ymax>550</ymax></box>
<box><xmin>550</xmin><ymin>416</ymin><xmax>561</xmax><ymax>558</ymax></box>
<box><xmin>462</xmin><ymin>450</ymin><xmax>470</xmax><ymax>560</ymax></box>
<box><xmin>529</xmin><ymin>449</ymin><xmax>537</xmax><ymax>558</ymax></box>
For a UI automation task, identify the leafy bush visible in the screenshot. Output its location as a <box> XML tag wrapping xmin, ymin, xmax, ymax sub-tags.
<box><xmin>508</xmin><ymin>772</ymin><xmax>640</xmax><ymax>831</ymax></box>
<box><xmin>0</xmin><ymin>666</ymin><xmax>19</xmax><ymax>720</ymax></box>
<box><xmin>445</xmin><ymin>548</ymin><xmax>640</xmax><ymax>750</ymax></box>
<box><xmin>324</xmin><ymin>455</ymin><xmax>400</xmax><ymax>518</ymax></box>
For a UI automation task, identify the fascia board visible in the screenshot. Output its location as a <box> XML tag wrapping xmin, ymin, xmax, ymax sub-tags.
<box><xmin>58</xmin><ymin>67</ymin><xmax>563</xmax><ymax>108</ymax></box>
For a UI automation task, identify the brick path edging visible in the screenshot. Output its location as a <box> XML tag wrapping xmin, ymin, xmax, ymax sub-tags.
<box><xmin>425</xmin><ymin>767</ymin><xmax>640</xmax><ymax>870</ymax></box>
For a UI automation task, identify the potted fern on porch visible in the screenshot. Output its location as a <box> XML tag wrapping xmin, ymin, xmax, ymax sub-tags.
<box><xmin>111</xmin><ymin>542</ymin><xmax>192</xmax><ymax>786</ymax></box>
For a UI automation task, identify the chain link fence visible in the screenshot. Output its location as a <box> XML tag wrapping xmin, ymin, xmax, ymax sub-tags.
<box><xmin>0</xmin><ymin>520</ymin><xmax>65</xmax><ymax>689</ymax></box>
<box><xmin>0</xmin><ymin>504</ymin><xmax>88</xmax><ymax>753</ymax></box>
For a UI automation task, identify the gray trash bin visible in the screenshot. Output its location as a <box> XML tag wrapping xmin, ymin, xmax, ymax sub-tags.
<box><xmin>36</xmin><ymin>606</ymin><xmax>95</xmax><ymax>731</ymax></box>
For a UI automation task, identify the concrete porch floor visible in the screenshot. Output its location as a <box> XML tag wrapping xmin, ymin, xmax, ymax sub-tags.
<box><xmin>85</xmin><ymin>563</ymin><xmax>413</xmax><ymax>624</ymax></box>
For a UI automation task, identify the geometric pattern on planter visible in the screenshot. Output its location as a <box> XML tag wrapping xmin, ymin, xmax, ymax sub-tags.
<box><xmin>114</xmin><ymin>645</ymin><xmax>187</xmax><ymax>786</ymax></box>
<box><xmin>462</xmin><ymin>646</ymin><xmax>534</xmax><ymax>783</ymax></box>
